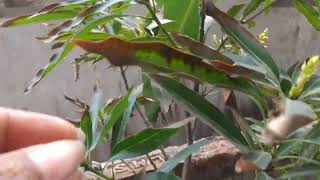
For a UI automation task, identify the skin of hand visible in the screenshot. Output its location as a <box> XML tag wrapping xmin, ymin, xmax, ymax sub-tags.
<box><xmin>0</xmin><ymin>107</ymin><xmax>85</xmax><ymax>180</ymax></box>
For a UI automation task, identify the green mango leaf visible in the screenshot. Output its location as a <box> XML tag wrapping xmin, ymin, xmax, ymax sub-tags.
<box><xmin>101</xmin><ymin>85</ymin><xmax>142</xmax><ymax>146</ymax></box>
<box><xmin>280</xmin><ymin>164</ymin><xmax>320</xmax><ymax>179</ymax></box>
<box><xmin>157</xmin><ymin>0</ymin><xmax>200</xmax><ymax>39</ymax></box>
<box><xmin>255</xmin><ymin>171</ymin><xmax>274</xmax><ymax>180</ymax></box>
<box><xmin>87</xmin><ymin>81</ymin><xmax>103</xmax><ymax>152</ymax></box>
<box><xmin>24</xmin><ymin>14</ymin><xmax>122</xmax><ymax>94</ymax></box>
<box><xmin>80</xmin><ymin>108</ymin><xmax>93</xmax><ymax>154</ymax></box>
<box><xmin>71</xmin><ymin>37</ymin><xmax>268</xmax><ymax>115</ymax></box>
<box><xmin>158</xmin><ymin>138</ymin><xmax>211</xmax><ymax>173</ymax></box>
<box><xmin>38</xmin><ymin>0</ymin><xmax>128</xmax><ymax>42</ymax></box>
<box><xmin>227</xmin><ymin>4</ymin><xmax>245</xmax><ymax>17</ymax></box>
<box><xmin>36</xmin><ymin>0</ymin><xmax>95</xmax><ymax>13</ymax></box>
<box><xmin>149</xmin><ymin>74</ymin><xmax>250</xmax><ymax>152</ymax></box>
<box><xmin>142</xmin><ymin>74</ymin><xmax>161</xmax><ymax>123</ymax></box>
<box><xmin>243</xmin><ymin>0</ymin><xmax>263</xmax><ymax>18</ymax></box>
<box><xmin>206</xmin><ymin>1</ymin><xmax>279</xmax><ymax>84</ymax></box>
<box><xmin>1</xmin><ymin>11</ymin><xmax>79</xmax><ymax>27</ymax></box>
<box><xmin>109</xmin><ymin>124</ymin><xmax>185</xmax><ymax>161</ymax></box>
<box><xmin>110</xmin><ymin>85</ymin><xmax>142</xmax><ymax>149</ymax></box>
<box><xmin>147</xmin><ymin>172</ymin><xmax>181</xmax><ymax>180</ymax></box>
<box><xmin>243</xmin><ymin>151</ymin><xmax>272</xmax><ymax>170</ymax></box>
<box><xmin>294</xmin><ymin>0</ymin><xmax>320</xmax><ymax>31</ymax></box>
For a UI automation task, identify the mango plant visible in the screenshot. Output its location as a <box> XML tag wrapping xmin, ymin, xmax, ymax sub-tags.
<box><xmin>2</xmin><ymin>0</ymin><xmax>320</xmax><ymax>179</ymax></box>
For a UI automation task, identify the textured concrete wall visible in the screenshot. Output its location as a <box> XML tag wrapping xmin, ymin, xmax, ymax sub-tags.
<box><xmin>0</xmin><ymin>1</ymin><xmax>319</xmax><ymax>161</ymax></box>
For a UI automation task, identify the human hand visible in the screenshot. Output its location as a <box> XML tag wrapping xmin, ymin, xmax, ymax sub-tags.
<box><xmin>0</xmin><ymin>107</ymin><xmax>85</xmax><ymax>180</ymax></box>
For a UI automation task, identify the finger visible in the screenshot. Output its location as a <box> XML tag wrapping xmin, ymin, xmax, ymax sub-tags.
<box><xmin>0</xmin><ymin>107</ymin><xmax>83</xmax><ymax>152</ymax></box>
<box><xmin>66</xmin><ymin>171</ymin><xmax>84</xmax><ymax>180</ymax></box>
<box><xmin>0</xmin><ymin>140</ymin><xmax>84</xmax><ymax>180</ymax></box>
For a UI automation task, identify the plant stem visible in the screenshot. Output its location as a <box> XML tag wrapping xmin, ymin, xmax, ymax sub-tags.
<box><xmin>141</xmin><ymin>0</ymin><xmax>178</xmax><ymax>48</ymax></box>
<box><xmin>242</xmin><ymin>0</ymin><xmax>280</xmax><ymax>24</ymax></box>
<box><xmin>199</xmin><ymin>0</ymin><xmax>206</xmax><ymax>43</ymax></box>
<box><xmin>120</xmin><ymin>66</ymin><xmax>129</xmax><ymax>90</ymax></box>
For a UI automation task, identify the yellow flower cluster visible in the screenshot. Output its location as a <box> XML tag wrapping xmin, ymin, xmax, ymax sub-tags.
<box><xmin>258</xmin><ymin>28</ymin><xmax>269</xmax><ymax>47</ymax></box>
<box><xmin>289</xmin><ymin>56</ymin><xmax>320</xmax><ymax>99</ymax></box>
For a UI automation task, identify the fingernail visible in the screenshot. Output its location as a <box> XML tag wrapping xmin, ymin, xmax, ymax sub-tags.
<box><xmin>77</xmin><ymin>128</ymin><xmax>86</xmax><ymax>143</ymax></box>
<box><xmin>25</xmin><ymin>140</ymin><xmax>84</xmax><ymax>180</ymax></box>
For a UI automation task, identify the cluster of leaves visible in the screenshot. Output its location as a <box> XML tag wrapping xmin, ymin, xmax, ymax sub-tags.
<box><xmin>2</xmin><ymin>0</ymin><xmax>320</xmax><ymax>179</ymax></box>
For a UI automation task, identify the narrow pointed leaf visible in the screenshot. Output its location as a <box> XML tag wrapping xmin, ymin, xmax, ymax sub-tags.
<box><xmin>280</xmin><ymin>164</ymin><xmax>320</xmax><ymax>179</ymax></box>
<box><xmin>1</xmin><ymin>11</ymin><xmax>79</xmax><ymax>27</ymax></box>
<box><xmin>142</xmin><ymin>74</ymin><xmax>161</xmax><ymax>123</ymax></box>
<box><xmin>158</xmin><ymin>138</ymin><xmax>211</xmax><ymax>173</ymax></box>
<box><xmin>101</xmin><ymin>85</ymin><xmax>142</xmax><ymax>146</ymax></box>
<box><xmin>39</xmin><ymin>0</ymin><xmax>127</xmax><ymax>42</ymax></box>
<box><xmin>243</xmin><ymin>0</ymin><xmax>263</xmax><ymax>18</ymax></box>
<box><xmin>109</xmin><ymin>128</ymin><xmax>176</xmax><ymax>161</ymax></box>
<box><xmin>110</xmin><ymin>85</ymin><xmax>142</xmax><ymax>149</ymax></box>
<box><xmin>294</xmin><ymin>0</ymin><xmax>320</xmax><ymax>31</ymax></box>
<box><xmin>150</xmin><ymin>74</ymin><xmax>250</xmax><ymax>152</ymax></box>
<box><xmin>206</xmin><ymin>1</ymin><xmax>279</xmax><ymax>83</ymax></box>
<box><xmin>157</xmin><ymin>0</ymin><xmax>200</xmax><ymax>39</ymax></box>
<box><xmin>80</xmin><ymin>107</ymin><xmax>93</xmax><ymax>153</ymax></box>
<box><xmin>227</xmin><ymin>4</ymin><xmax>245</xmax><ymax>17</ymax></box>
<box><xmin>71</xmin><ymin>37</ymin><xmax>267</xmax><ymax>114</ymax></box>
<box><xmin>24</xmin><ymin>15</ymin><xmax>121</xmax><ymax>93</ymax></box>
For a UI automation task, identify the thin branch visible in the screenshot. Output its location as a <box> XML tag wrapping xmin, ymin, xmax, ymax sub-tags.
<box><xmin>120</xmin><ymin>66</ymin><xmax>129</xmax><ymax>90</ymax></box>
<box><xmin>199</xmin><ymin>0</ymin><xmax>206</xmax><ymax>43</ymax></box>
<box><xmin>242</xmin><ymin>0</ymin><xmax>280</xmax><ymax>23</ymax></box>
<box><xmin>139</xmin><ymin>0</ymin><xmax>178</xmax><ymax>48</ymax></box>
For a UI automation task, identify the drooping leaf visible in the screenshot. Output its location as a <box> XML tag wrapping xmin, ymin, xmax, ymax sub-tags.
<box><xmin>157</xmin><ymin>0</ymin><xmax>200</xmax><ymax>39</ymax></box>
<box><xmin>71</xmin><ymin>37</ymin><xmax>268</xmax><ymax>115</ymax></box>
<box><xmin>243</xmin><ymin>151</ymin><xmax>272</xmax><ymax>170</ymax></box>
<box><xmin>36</xmin><ymin>0</ymin><xmax>95</xmax><ymax>14</ymax></box>
<box><xmin>149</xmin><ymin>74</ymin><xmax>250</xmax><ymax>152</ymax></box>
<box><xmin>227</xmin><ymin>4</ymin><xmax>245</xmax><ymax>17</ymax></box>
<box><xmin>147</xmin><ymin>172</ymin><xmax>181</xmax><ymax>180</ymax></box>
<box><xmin>87</xmin><ymin>81</ymin><xmax>103</xmax><ymax>152</ymax></box>
<box><xmin>109</xmin><ymin>120</ymin><xmax>189</xmax><ymax>161</ymax></box>
<box><xmin>110</xmin><ymin>85</ymin><xmax>142</xmax><ymax>149</ymax></box>
<box><xmin>1</xmin><ymin>11</ymin><xmax>79</xmax><ymax>27</ymax></box>
<box><xmin>206</xmin><ymin>1</ymin><xmax>279</xmax><ymax>83</ymax></box>
<box><xmin>142</xmin><ymin>74</ymin><xmax>161</xmax><ymax>123</ymax></box>
<box><xmin>101</xmin><ymin>85</ymin><xmax>142</xmax><ymax>148</ymax></box>
<box><xmin>294</xmin><ymin>0</ymin><xmax>320</xmax><ymax>31</ymax></box>
<box><xmin>280</xmin><ymin>164</ymin><xmax>320</xmax><ymax>179</ymax></box>
<box><xmin>38</xmin><ymin>0</ymin><xmax>128</xmax><ymax>42</ymax></box>
<box><xmin>243</xmin><ymin>0</ymin><xmax>263</xmax><ymax>18</ymax></box>
<box><xmin>24</xmin><ymin>15</ymin><xmax>121</xmax><ymax>94</ymax></box>
<box><xmin>158</xmin><ymin>138</ymin><xmax>211</xmax><ymax>173</ymax></box>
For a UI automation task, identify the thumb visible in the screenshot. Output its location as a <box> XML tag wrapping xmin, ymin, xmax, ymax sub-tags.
<box><xmin>0</xmin><ymin>140</ymin><xmax>84</xmax><ymax>180</ymax></box>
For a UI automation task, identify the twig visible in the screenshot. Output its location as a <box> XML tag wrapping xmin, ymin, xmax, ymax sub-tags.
<box><xmin>120</xmin><ymin>66</ymin><xmax>129</xmax><ymax>90</ymax></box>
<box><xmin>242</xmin><ymin>0</ymin><xmax>280</xmax><ymax>23</ymax></box>
<box><xmin>199</xmin><ymin>0</ymin><xmax>206</xmax><ymax>43</ymax></box>
<box><xmin>139</xmin><ymin>0</ymin><xmax>178</xmax><ymax>48</ymax></box>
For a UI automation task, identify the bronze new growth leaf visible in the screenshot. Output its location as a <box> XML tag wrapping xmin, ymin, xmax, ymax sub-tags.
<box><xmin>71</xmin><ymin>37</ymin><xmax>268</xmax><ymax>114</ymax></box>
